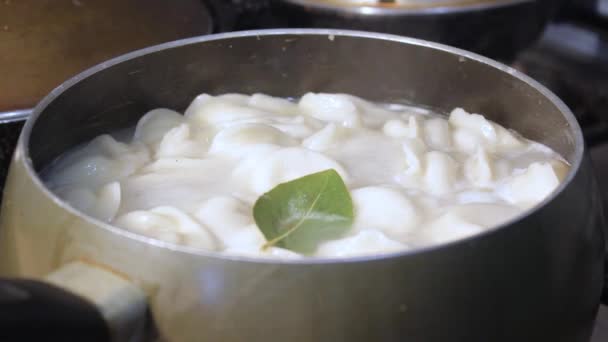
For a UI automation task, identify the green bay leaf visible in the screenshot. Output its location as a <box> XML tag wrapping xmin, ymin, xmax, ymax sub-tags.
<box><xmin>253</xmin><ymin>169</ymin><xmax>354</xmax><ymax>254</ymax></box>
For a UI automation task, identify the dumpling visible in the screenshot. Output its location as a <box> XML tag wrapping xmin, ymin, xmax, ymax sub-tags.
<box><xmin>209</xmin><ymin>123</ymin><xmax>297</xmax><ymax>158</ymax></box>
<box><xmin>401</xmin><ymin>138</ymin><xmax>426</xmax><ymax>176</ymax></box>
<box><xmin>452</xmin><ymin>128</ymin><xmax>485</xmax><ymax>153</ymax></box>
<box><xmin>493</xmin><ymin>124</ymin><xmax>525</xmax><ymax>149</ymax></box>
<box><xmin>449</xmin><ymin>108</ymin><xmax>525</xmax><ymax>152</ymax></box>
<box><xmin>248</xmin><ymin>93</ymin><xmax>299</xmax><ymax>115</ymax></box>
<box><xmin>499</xmin><ymin>162</ymin><xmax>561</xmax><ymax>208</ymax></box>
<box><xmin>194</xmin><ymin>196</ymin><xmax>262</xmax><ymax>249</ymax></box>
<box><xmin>302</xmin><ymin>123</ymin><xmax>348</xmax><ymax>151</ymax></box>
<box><xmin>214</xmin><ymin>93</ymin><xmax>250</xmax><ymax>105</ymax></box>
<box><xmin>232</xmin><ymin>147</ymin><xmax>349</xmax><ymax>195</ymax></box>
<box><xmin>223</xmin><ymin>244</ymin><xmax>303</xmax><ymax>259</ymax></box>
<box><xmin>47</xmin><ymin>135</ymin><xmax>149</xmax><ymax>188</ymax></box>
<box><xmin>424</xmin><ymin>151</ymin><xmax>458</xmax><ymax>196</ymax></box>
<box><xmin>219</xmin><ymin>225</ymin><xmax>267</xmax><ymax>251</ymax></box>
<box><xmin>140</xmin><ymin>157</ymin><xmax>226</xmax><ymax>174</ymax></box>
<box><xmin>183</xmin><ymin>93</ymin><xmax>213</xmax><ymax>118</ymax></box>
<box><xmin>270</xmin><ymin>115</ymin><xmax>317</xmax><ymax>139</ymax></box>
<box><xmin>115</xmin><ymin>206</ymin><xmax>217</xmax><ymax>250</ymax></box>
<box><xmin>186</xmin><ymin>94</ymin><xmax>273</xmax><ymax>128</ymax></box>
<box><xmin>42</xmin><ymin>91</ymin><xmax>571</xmax><ymax>258</ymax></box>
<box><xmin>350</xmin><ymin>97</ymin><xmax>407</xmax><ymax>128</ymax></box>
<box><xmin>449</xmin><ymin>108</ymin><xmax>497</xmax><ymax>142</ymax></box>
<box><xmin>445</xmin><ymin>203</ymin><xmax>521</xmax><ymax>228</ymax></box>
<box><xmin>455</xmin><ymin>190</ymin><xmax>501</xmax><ymax>204</ymax></box>
<box><xmin>383</xmin><ymin>119</ymin><xmax>408</xmax><ymax>138</ymax></box>
<box><xmin>351</xmin><ymin>186</ymin><xmax>419</xmax><ymax>240</ymax></box>
<box><xmin>133</xmin><ymin>108</ymin><xmax>185</xmax><ymax>145</ymax></box>
<box><xmin>155</xmin><ymin>124</ymin><xmax>208</xmax><ymax>159</ymax></box>
<box><xmin>327</xmin><ymin>132</ymin><xmax>406</xmax><ymax>186</ymax></box>
<box><xmin>421</xmin><ymin>212</ymin><xmax>485</xmax><ymax>245</ymax></box>
<box><xmin>316</xmin><ymin>230</ymin><xmax>407</xmax><ymax>257</ymax></box>
<box><xmin>56</xmin><ymin>182</ymin><xmax>121</xmax><ymax>222</ymax></box>
<box><xmin>184</xmin><ymin>93</ymin><xmax>248</xmax><ymax>117</ymax></box>
<box><xmin>120</xmin><ymin>157</ymin><xmax>232</xmax><ymax>213</ymax></box>
<box><xmin>382</xmin><ymin>116</ymin><xmax>420</xmax><ymax>139</ymax></box>
<box><xmin>463</xmin><ymin>147</ymin><xmax>494</xmax><ymax>187</ymax></box>
<box><xmin>299</xmin><ymin>93</ymin><xmax>361</xmax><ymax>128</ymax></box>
<box><xmin>423</xmin><ymin>117</ymin><xmax>451</xmax><ymax>150</ymax></box>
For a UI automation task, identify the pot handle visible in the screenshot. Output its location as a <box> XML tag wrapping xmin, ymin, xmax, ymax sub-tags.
<box><xmin>0</xmin><ymin>261</ymin><xmax>147</xmax><ymax>342</ymax></box>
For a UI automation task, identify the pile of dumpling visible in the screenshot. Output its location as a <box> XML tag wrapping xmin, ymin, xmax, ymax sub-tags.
<box><xmin>44</xmin><ymin>93</ymin><xmax>569</xmax><ymax>258</ymax></box>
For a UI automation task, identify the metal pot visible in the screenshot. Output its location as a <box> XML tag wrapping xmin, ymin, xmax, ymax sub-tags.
<box><xmin>0</xmin><ymin>29</ymin><xmax>605</xmax><ymax>342</ymax></box>
<box><xmin>204</xmin><ymin>0</ymin><xmax>566</xmax><ymax>61</ymax></box>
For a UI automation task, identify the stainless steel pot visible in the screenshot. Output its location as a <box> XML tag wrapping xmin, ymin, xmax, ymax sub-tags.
<box><xmin>204</xmin><ymin>0</ymin><xmax>566</xmax><ymax>61</ymax></box>
<box><xmin>0</xmin><ymin>29</ymin><xmax>605</xmax><ymax>342</ymax></box>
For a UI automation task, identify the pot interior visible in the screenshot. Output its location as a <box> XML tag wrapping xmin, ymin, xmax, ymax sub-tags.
<box><xmin>26</xmin><ymin>31</ymin><xmax>580</xmax><ymax>173</ymax></box>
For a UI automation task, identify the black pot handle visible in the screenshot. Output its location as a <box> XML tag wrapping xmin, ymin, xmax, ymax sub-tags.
<box><xmin>0</xmin><ymin>278</ymin><xmax>110</xmax><ymax>341</ymax></box>
<box><xmin>0</xmin><ymin>261</ymin><xmax>147</xmax><ymax>342</ymax></box>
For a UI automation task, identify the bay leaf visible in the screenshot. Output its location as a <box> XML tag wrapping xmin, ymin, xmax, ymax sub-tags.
<box><xmin>253</xmin><ymin>169</ymin><xmax>354</xmax><ymax>254</ymax></box>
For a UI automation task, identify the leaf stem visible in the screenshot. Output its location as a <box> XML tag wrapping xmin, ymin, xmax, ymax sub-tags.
<box><xmin>261</xmin><ymin>174</ymin><xmax>329</xmax><ymax>250</ymax></box>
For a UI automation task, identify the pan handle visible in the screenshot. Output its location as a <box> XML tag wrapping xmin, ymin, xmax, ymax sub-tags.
<box><xmin>0</xmin><ymin>261</ymin><xmax>147</xmax><ymax>342</ymax></box>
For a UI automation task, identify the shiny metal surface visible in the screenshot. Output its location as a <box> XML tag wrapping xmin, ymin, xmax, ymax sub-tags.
<box><xmin>289</xmin><ymin>0</ymin><xmax>531</xmax><ymax>13</ymax></box>
<box><xmin>0</xmin><ymin>30</ymin><xmax>605</xmax><ymax>341</ymax></box>
<box><xmin>205</xmin><ymin>0</ymin><xmax>563</xmax><ymax>60</ymax></box>
<box><xmin>0</xmin><ymin>110</ymin><xmax>31</xmax><ymax>124</ymax></box>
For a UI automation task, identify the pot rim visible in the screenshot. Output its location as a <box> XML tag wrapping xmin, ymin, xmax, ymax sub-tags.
<box><xmin>279</xmin><ymin>0</ymin><xmax>534</xmax><ymax>16</ymax></box>
<box><xmin>19</xmin><ymin>28</ymin><xmax>584</xmax><ymax>265</ymax></box>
